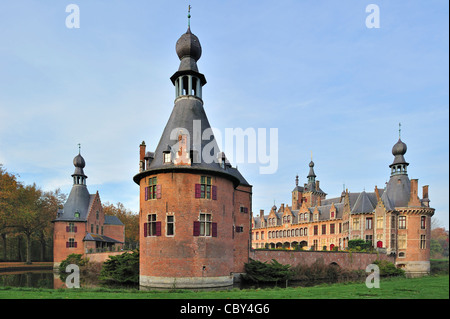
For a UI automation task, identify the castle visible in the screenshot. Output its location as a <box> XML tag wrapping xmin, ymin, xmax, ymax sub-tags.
<box><xmin>52</xmin><ymin>13</ymin><xmax>435</xmax><ymax>283</ymax></box>
<box><xmin>133</xmin><ymin>24</ymin><xmax>252</xmax><ymax>289</ymax></box>
<box><xmin>251</xmin><ymin>135</ymin><xmax>435</xmax><ymax>277</ymax></box>
<box><xmin>52</xmin><ymin>151</ymin><xmax>125</xmax><ymax>268</ymax></box>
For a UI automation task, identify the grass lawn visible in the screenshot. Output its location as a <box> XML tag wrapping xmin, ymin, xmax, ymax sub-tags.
<box><xmin>0</xmin><ymin>274</ymin><xmax>448</xmax><ymax>299</ymax></box>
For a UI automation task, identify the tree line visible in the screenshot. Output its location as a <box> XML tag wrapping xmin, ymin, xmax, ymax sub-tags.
<box><xmin>0</xmin><ymin>164</ymin><xmax>138</xmax><ymax>263</ymax></box>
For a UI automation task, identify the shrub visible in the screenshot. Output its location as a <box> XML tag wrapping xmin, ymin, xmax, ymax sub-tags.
<box><xmin>58</xmin><ymin>253</ymin><xmax>89</xmax><ymax>282</ymax></box>
<box><xmin>99</xmin><ymin>250</ymin><xmax>139</xmax><ymax>285</ymax></box>
<box><xmin>348</xmin><ymin>239</ymin><xmax>373</xmax><ymax>251</ymax></box>
<box><xmin>372</xmin><ymin>259</ymin><xmax>405</xmax><ymax>277</ymax></box>
<box><xmin>241</xmin><ymin>259</ymin><xmax>292</xmax><ymax>284</ymax></box>
<box><xmin>291</xmin><ymin>259</ymin><xmax>365</xmax><ymax>282</ymax></box>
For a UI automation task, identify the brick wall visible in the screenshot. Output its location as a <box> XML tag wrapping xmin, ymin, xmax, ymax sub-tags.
<box><xmin>140</xmin><ymin>172</ymin><xmax>250</xmax><ymax>279</ymax></box>
<box><xmin>250</xmin><ymin>249</ymin><xmax>394</xmax><ymax>271</ymax></box>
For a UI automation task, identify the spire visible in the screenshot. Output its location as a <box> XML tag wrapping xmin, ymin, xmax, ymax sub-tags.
<box><xmin>381</xmin><ymin>127</ymin><xmax>412</xmax><ymax>208</ymax></box>
<box><xmin>72</xmin><ymin>146</ymin><xmax>87</xmax><ymax>186</ymax></box>
<box><xmin>307</xmin><ymin>156</ymin><xmax>316</xmax><ymax>180</ymax></box>
<box><xmin>133</xmin><ymin>18</ymin><xmax>250</xmax><ymax>189</ymax></box>
<box><xmin>389</xmin><ymin>126</ymin><xmax>409</xmax><ymax>177</ymax></box>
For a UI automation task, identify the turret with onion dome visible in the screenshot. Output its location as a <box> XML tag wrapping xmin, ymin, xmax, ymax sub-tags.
<box><xmin>382</xmin><ymin>124</ymin><xmax>411</xmax><ymax>208</ymax></box>
<box><xmin>72</xmin><ymin>145</ymin><xmax>87</xmax><ymax>186</ymax></box>
<box><xmin>389</xmin><ymin>135</ymin><xmax>409</xmax><ymax>177</ymax></box>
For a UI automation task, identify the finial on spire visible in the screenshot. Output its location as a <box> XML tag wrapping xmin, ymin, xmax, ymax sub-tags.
<box><xmin>398</xmin><ymin>122</ymin><xmax>401</xmax><ymax>139</ymax></box>
<box><xmin>311</xmin><ymin>151</ymin><xmax>313</xmax><ymax>161</ymax></box>
<box><xmin>188</xmin><ymin>5</ymin><xmax>191</xmax><ymax>28</ymax></box>
<box><xmin>78</xmin><ymin>143</ymin><xmax>81</xmax><ymax>154</ymax></box>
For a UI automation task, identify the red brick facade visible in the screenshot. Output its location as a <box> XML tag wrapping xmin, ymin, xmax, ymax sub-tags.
<box><xmin>137</xmin><ymin>169</ymin><xmax>251</xmax><ymax>288</ymax></box>
<box><xmin>252</xmin><ymin>153</ymin><xmax>435</xmax><ymax>277</ymax></box>
<box><xmin>53</xmin><ymin>191</ymin><xmax>125</xmax><ymax>267</ymax></box>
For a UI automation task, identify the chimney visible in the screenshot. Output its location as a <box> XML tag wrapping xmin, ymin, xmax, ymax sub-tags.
<box><xmin>315</xmin><ymin>180</ymin><xmax>320</xmax><ymax>190</ymax></box>
<box><xmin>260</xmin><ymin>209</ymin><xmax>264</xmax><ymax>219</ymax></box>
<box><xmin>409</xmin><ymin>179</ymin><xmax>421</xmax><ymax>206</ymax></box>
<box><xmin>140</xmin><ymin>141</ymin><xmax>146</xmax><ymax>161</ymax></box>
<box><xmin>422</xmin><ymin>185</ymin><xmax>429</xmax><ymax>199</ymax></box>
<box><xmin>422</xmin><ymin>185</ymin><xmax>430</xmax><ymax>207</ymax></box>
<box><xmin>374</xmin><ymin>185</ymin><xmax>380</xmax><ymax>201</ymax></box>
<box><xmin>411</xmin><ymin>179</ymin><xmax>418</xmax><ymax>196</ymax></box>
<box><xmin>139</xmin><ymin>141</ymin><xmax>146</xmax><ymax>172</ymax></box>
<box><xmin>280</xmin><ymin>203</ymin><xmax>285</xmax><ymax>212</ymax></box>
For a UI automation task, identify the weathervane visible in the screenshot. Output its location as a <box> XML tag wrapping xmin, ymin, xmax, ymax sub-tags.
<box><xmin>398</xmin><ymin>122</ymin><xmax>402</xmax><ymax>139</ymax></box>
<box><xmin>188</xmin><ymin>5</ymin><xmax>191</xmax><ymax>28</ymax></box>
<box><xmin>78</xmin><ymin>143</ymin><xmax>81</xmax><ymax>154</ymax></box>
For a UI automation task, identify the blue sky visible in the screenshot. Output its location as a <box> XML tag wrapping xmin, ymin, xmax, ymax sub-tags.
<box><xmin>0</xmin><ymin>1</ymin><xmax>448</xmax><ymax>228</ymax></box>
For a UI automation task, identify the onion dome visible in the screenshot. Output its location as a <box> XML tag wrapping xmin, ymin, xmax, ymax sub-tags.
<box><xmin>307</xmin><ymin>160</ymin><xmax>316</xmax><ymax>178</ymax></box>
<box><xmin>392</xmin><ymin>138</ymin><xmax>407</xmax><ymax>156</ymax></box>
<box><xmin>176</xmin><ymin>27</ymin><xmax>202</xmax><ymax>61</ymax></box>
<box><xmin>73</xmin><ymin>153</ymin><xmax>86</xmax><ymax>169</ymax></box>
<box><xmin>72</xmin><ymin>152</ymin><xmax>87</xmax><ymax>183</ymax></box>
<box><xmin>390</xmin><ymin>138</ymin><xmax>409</xmax><ymax>168</ymax></box>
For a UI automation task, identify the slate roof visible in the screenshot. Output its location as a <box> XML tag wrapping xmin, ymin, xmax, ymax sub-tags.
<box><xmin>133</xmin><ymin>27</ymin><xmax>250</xmax><ymax>188</ymax></box>
<box><xmin>104</xmin><ymin>215</ymin><xmax>124</xmax><ymax>226</ymax></box>
<box><xmin>54</xmin><ymin>187</ymin><xmax>94</xmax><ymax>222</ymax></box>
<box><xmin>83</xmin><ymin>233</ymin><xmax>123</xmax><ymax>243</ymax></box>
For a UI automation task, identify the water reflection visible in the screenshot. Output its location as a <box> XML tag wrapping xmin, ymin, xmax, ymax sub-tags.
<box><xmin>1</xmin><ymin>271</ymin><xmax>363</xmax><ymax>290</ymax></box>
<box><xmin>0</xmin><ymin>271</ymin><xmax>54</xmax><ymax>289</ymax></box>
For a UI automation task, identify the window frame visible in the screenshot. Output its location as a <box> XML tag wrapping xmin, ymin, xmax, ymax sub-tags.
<box><xmin>398</xmin><ymin>216</ymin><xmax>406</xmax><ymax>229</ymax></box>
<box><xmin>166</xmin><ymin>215</ymin><xmax>175</xmax><ymax>236</ymax></box>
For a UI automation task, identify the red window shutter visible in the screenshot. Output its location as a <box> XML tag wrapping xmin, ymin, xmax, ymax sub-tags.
<box><xmin>155</xmin><ymin>221</ymin><xmax>162</xmax><ymax>236</ymax></box>
<box><xmin>66</xmin><ymin>226</ymin><xmax>70</xmax><ymax>232</ymax></box>
<box><xmin>212</xmin><ymin>222</ymin><xmax>218</xmax><ymax>237</ymax></box>
<box><xmin>74</xmin><ymin>242</ymin><xmax>77</xmax><ymax>248</ymax></box>
<box><xmin>193</xmin><ymin>221</ymin><xmax>200</xmax><ymax>236</ymax></box>
<box><xmin>212</xmin><ymin>185</ymin><xmax>217</xmax><ymax>200</ymax></box>
<box><xmin>74</xmin><ymin>226</ymin><xmax>77</xmax><ymax>233</ymax></box>
<box><xmin>195</xmin><ymin>184</ymin><xmax>201</xmax><ymax>198</ymax></box>
<box><xmin>143</xmin><ymin>222</ymin><xmax>148</xmax><ymax>237</ymax></box>
<box><xmin>156</xmin><ymin>185</ymin><xmax>162</xmax><ymax>199</ymax></box>
<box><xmin>66</xmin><ymin>242</ymin><xmax>69</xmax><ymax>248</ymax></box>
<box><xmin>145</xmin><ymin>187</ymin><xmax>149</xmax><ymax>200</ymax></box>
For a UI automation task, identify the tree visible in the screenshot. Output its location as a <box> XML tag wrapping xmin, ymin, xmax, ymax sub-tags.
<box><xmin>103</xmin><ymin>202</ymin><xmax>139</xmax><ymax>249</ymax></box>
<box><xmin>13</xmin><ymin>184</ymin><xmax>43</xmax><ymax>264</ymax></box>
<box><xmin>431</xmin><ymin>227</ymin><xmax>449</xmax><ymax>259</ymax></box>
<box><xmin>37</xmin><ymin>189</ymin><xmax>66</xmax><ymax>261</ymax></box>
<box><xmin>0</xmin><ymin>165</ymin><xmax>21</xmax><ymax>260</ymax></box>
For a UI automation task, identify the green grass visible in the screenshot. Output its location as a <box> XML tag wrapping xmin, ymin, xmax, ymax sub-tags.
<box><xmin>0</xmin><ymin>275</ymin><xmax>448</xmax><ymax>299</ymax></box>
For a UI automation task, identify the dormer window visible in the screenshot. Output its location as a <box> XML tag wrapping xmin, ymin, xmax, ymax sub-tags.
<box><xmin>74</xmin><ymin>211</ymin><xmax>80</xmax><ymax>218</ymax></box>
<box><xmin>163</xmin><ymin>151</ymin><xmax>171</xmax><ymax>164</ymax></box>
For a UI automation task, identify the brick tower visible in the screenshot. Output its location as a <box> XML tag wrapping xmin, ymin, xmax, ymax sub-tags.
<box><xmin>133</xmin><ymin>21</ymin><xmax>252</xmax><ymax>289</ymax></box>
<box><xmin>53</xmin><ymin>150</ymin><xmax>125</xmax><ymax>268</ymax></box>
